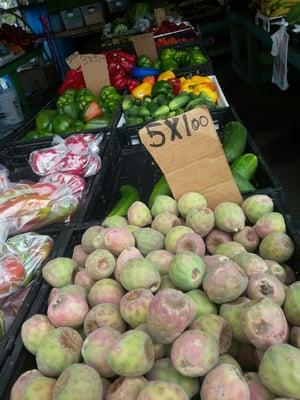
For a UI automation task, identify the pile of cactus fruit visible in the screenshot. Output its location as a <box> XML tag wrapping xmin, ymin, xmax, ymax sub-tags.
<box><xmin>12</xmin><ymin>192</ymin><xmax>300</xmax><ymax>400</ymax></box>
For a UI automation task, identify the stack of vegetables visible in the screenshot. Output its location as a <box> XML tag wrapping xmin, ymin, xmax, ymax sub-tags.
<box><xmin>155</xmin><ymin>36</ymin><xmax>197</xmax><ymax>48</ymax></box>
<box><xmin>257</xmin><ymin>0</ymin><xmax>300</xmax><ymax>19</ymax></box>
<box><xmin>122</xmin><ymin>72</ymin><xmax>219</xmax><ymax>127</ymax></box>
<box><xmin>23</xmin><ymin>86</ymin><xmax>121</xmax><ymax>141</ymax></box>
<box><xmin>136</xmin><ymin>46</ymin><xmax>208</xmax><ymax>71</ymax></box>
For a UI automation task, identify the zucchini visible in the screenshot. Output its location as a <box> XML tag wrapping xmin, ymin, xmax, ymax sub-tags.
<box><xmin>156</xmin><ymin>94</ymin><xmax>169</xmax><ymax>106</ymax></box>
<box><xmin>125</xmin><ymin>105</ymin><xmax>139</xmax><ymax>117</ymax></box>
<box><xmin>232</xmin><ymin>171</ymin><xmax>256</xmax><ymax>193</ymax></box>
<box><xmin>231</xmin><ymin>153</ymin><xmax>258</xmax><ymax>181</ymax></box>
<box><xmin>175</xmin><ymin>108</ymin><xmax>184</xmax><ymax>116</ymax></box>
<box><xmin>223</xmin><ymin>121</ymin><xmax>247</xmax><ymax>163</ymax></box>
<box><xmin>138</xmin><ymin>106</ymin><xmax>151</xmax><ymax>117</ymax></box>
<box><xmin>126</xmin><ymin>116</ymin><xmax>144</xmax><ymax>126</ymax></box>
<box><xmin>108</xmin><ymin>185</ymin><xmax>141</xmax><ymax>217</ymax></box>
<box><xmin>148</xmin><ymin>102</ymin><xmax>160</xmax><ymax>117</ymax></box>
<box><xmin>148</xmin><ymin>176</ymin><xmax>172</xmax><ymax>208</ymax></box>
<box><xmin>169</xmin><ymin>93</ymin><xmax>191</xmax><ymax>111</ymax></box>
<box><xmin>185</xmin><ymin>97</ymin><xmax>205</xmax><ymax>111</ymax></box>
<box><xmin>153</xmin><ymin>105</ymin><xmax>170</xmax><ymax>119</ymax></box>
<box><xmin>143</xmin><ymin>96</ymin><xmax>152</xmax><ymax>104</ymax></box>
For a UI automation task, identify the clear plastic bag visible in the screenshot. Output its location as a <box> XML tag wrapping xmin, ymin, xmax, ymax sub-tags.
<box><xmin>0</xmin><ymin>169</ymin><xmax>78</xmax><ymax>234</ymax></box>
<box><xmin>40</xmin><ymin>173</ymin><xmax>86</xmax><ymax>201</ymax></box>
<box><xmin>0</xmin><ymin>224</ymin><xmax>53</xmax><ymax>299</ymax></box>
<box><xmin>29</xmin><ymin>133</ymin><xmax>102</xmax><ymax>178</ymax></box>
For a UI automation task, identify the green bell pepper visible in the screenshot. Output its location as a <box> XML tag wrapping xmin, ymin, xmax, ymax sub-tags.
<box><xmin>57</xmin><ymin>89</ymin><xmax>77</xmax><ymax>107</ymax></box>
<box><xmin>83</xmin><ymin>113</ymin><xmax>111</xmax><ymax>130</ymax></box>
<box><xmin>189</xmin><ymin>47</ymin><xmax>208</xmax><ymax>65</ymax></box>
<box><xmin>99</xmin><ymin>85</ymin><xmax>118</xmax><ymax>101</ymax></box>
<box><xmin>35</xmin><ymin>110</ymin><xmax>56</xmax><ymax>132</ymax></box>
<box><xmin>23</xmin><ymin>130</ymin><xmax>49</xmax><ymax>141</ymax></box>
<box><xmin>137</xmin><ymin>55</ymin><xmax>153</xmax><ymax>68</ymax></box>
<box><xmin>58</xmin><ymin>103</ymin><xmax>78</xmax><ymax>121</ymax></box>
<box><xmin>161</xmin><ymin>59</ymin><xmax>179</xmax><ymax>71</ymax></box>
<box><xmin>52</xmin><ymin>114</ymin><xmax>74</xmax><ymax>134</ymax></box>
<box><xmin>152</xmin><ymin>81</ymin><xmax>173</xmax><ymax>98</ymax></box>
<box><xmin>76</xmin><ymin>88</ymin><xmax>97</xmax><ymax>111</ymax></box>
<box><xmin>153</xmin><ymin>59</ymin><xmax>161</xmax><ymax>70</ymax></box>
<box><xmin>179</xmin><ymin>50</ymin><xmax>192</xmax><ymax>68</ymax></box>
<box><xmin>158</xmin><ymin>48</ymin><xmax>179</xmax><ymax>71</ymax></box>
<box><xmin>122</xmin><ymin>95</ymin><xmax>135</xmax><ymax>112</ymax></box>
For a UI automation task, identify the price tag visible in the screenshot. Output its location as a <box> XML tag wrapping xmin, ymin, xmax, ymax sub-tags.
<box><xmin>79</xmin><ymin>54</ymin><xmax>110</xmax><ymax>94</ymax></box>
<box><xmin>66</xmin><ymin>51</ymin><xmax>81</xmax><ymax>70</ymax></box>
<box><xmin>131</xmin><ymin>33</ymin><xmax>158</xmax><ymax>62</ymax></box>
<box><xmin>154</xmin><ymin>8</ymin><xmax>166</xmax><ymax>26</ymax></box>
<box><xmin>139</xmin><ymin>108</ymin><xmax>242</xmax><ymax>209</ymax></box>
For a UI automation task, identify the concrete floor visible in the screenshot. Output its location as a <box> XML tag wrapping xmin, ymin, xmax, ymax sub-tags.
<box><xmin>213</xmin><ymin>55</ymin><xmax>300</xmax><ymax>224</ymax></box>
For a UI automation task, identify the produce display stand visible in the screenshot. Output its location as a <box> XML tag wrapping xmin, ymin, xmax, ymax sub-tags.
<box><xmin>0</xmin><ymin>45</ymin><xmax>44</xmax><ymax>115</ymax></box>
<box><xmin>228</xmin><ymin>12</ymin><xmax>300</xmax><ymax>85</ymax></box>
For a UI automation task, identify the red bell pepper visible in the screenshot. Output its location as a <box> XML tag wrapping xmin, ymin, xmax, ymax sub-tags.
<box><xmin>58</xmin><ymin>69</ymin><xmax>86</xmax><ymax>94</ymax></box>
<box><xmin>127</xmin><ymin>79</ymin><xmax>140</xmax><ymax>93</ymax></box>
<box><xmin>168</xmin><ymin>77</ymin><xmax>181</xmax><ymax>96</ymax></box>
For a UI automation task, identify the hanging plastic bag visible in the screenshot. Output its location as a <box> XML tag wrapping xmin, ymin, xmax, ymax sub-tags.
<box><xmin>29</xmin><ymin>133</ymin><xmax>102</xmax><ymax>178</ymax></box>
<box><xmin>271</xmin><ymin>23</ymin><xmax>289</xmax><ymax>91</ymax></box>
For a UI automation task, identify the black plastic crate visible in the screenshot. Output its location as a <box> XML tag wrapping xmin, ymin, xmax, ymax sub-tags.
<box><xmin>0</xmin><ymin>227</ymin><xmax>61</xmax><ymax>373</ymax></box>
<box><xmin>0</xmin><ymin>131</ymin><xmax>112</xmax><ymax>229</ymax></box>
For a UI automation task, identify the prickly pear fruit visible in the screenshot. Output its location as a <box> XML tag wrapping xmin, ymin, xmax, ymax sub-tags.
<box><xmin>151</xmin><ymin>195</ymin><xmax>178</xmax><ymax>217</ymax></box>
<box><xmin>203</xmin><ymin>259</ymin><xmax>248</xmax><ymax>304</ymax></box>
<box><xmin>283</xmin><ymin>264</ymin><xmax>296</xmax><ymax>285</ymax></box>
<box><xmin>133</xmin><ymin>228</ymin><xmax>164</xmax><ymax>256</ymax></box>
<box><xmin>104</xmin><ymin>228</ymin><xmax>135</xmax><ymax>256</ymax></box>
<box><xmin>136</xmin><ymin>323</ymin><xmax>167</xmax><ymax>360</ymax></box>
<box><xmin>259</xmin><ymin>344</ymin><xmax>300</xmax><ymax>399</ymax></box>
<box><xmin>81</xmin><ymin>226</ymin><xmax>102</xmax><ymax>253</ymax></box>
<box><xmin>36</xmin><ymin>327</ymin><xmax>82</xmax><ymax>377</ymax></box>
<box><xmin>128</xmin><ymin>201</ymin><xmax>152</xmax><ymax>227</ymax></box>
<box><xmin>186</xmin><ymin>207</ymin><xmax>215</xmax><ymax>237</ymax></box>
<box><xmin>42</xmin><ymin>258</ymin><xmax>76</xmax><ymax>288</ymax></box>
<box><xmin>106</xmin><ymin>377</ymin><xmax>147</xmax><ymax>400</ymax></box>
<box><xmin>255</xmin><ymin>212</ymin><xmax>286</xmax><ymax>239</ymax></box>
<box><xmin>101</xmin><ymin>378</ymin><xmax>110</xmax><ymax>399</ymax></box>
<box><xmin>11</xmin><ymin>370</ymin><xmax>55</xmax><ymax>400</ymax></box>
<box><xmin>218</xmin><ymin>354</ymin><xmax>242</xmax><ymax>373</ymax></box>
<box><xmin>191</xmin><ymin>314</ymin><xmax>232</xmax><ymax>354</ymax></box>
<box><xmin>120</xmin><ymin>289</ymin><xmax>153</xmax><ymax>328</ymax></box>
<box><xmin>81</xmin><ymin>327</ymin><xmax>121</xmax><ymax>378</ymax></box>
<box><xmin>147</xmin><ymin>289</ymin><xmax>197</xmax><ymax>344</ymax></box>
<box><xmin>290</xmin><ymin>326</ymin><xmax>300</xmax><ymax>348</ymax></box>
<box><xmin>137</xmin><ymin>381</ymin><xmax>189</xmax><ymax>400</ymax></box>
<box><xmin>151</xmin><ymin>212</ymin><xmax>181</xmax><ymax>235</ymax></box>
<box><xmin>201</xmin><ymin>364</ymin><xmax>251</xmax><ymax>400</ymax></box>
<box><xmin>214</xmin><ymin>202</ymin><xmax>245</xmax><ymax>233</ymax></box>
<box><xmin>205</xmin><ymin>229</ymin><xmax>232</xmax><ymax>255</ymax></box>
<box><xmin>244</xmin><ymin>372</ymin><xmax>276</xmax><ymax>400</ymax></box>
<box><xmin>202</xmin><ymin>255</ymin><xmax>229</xmax><ymax>270</ymax></box>
<box><xmin>247</xmin><ymin>273</ymin><xmax>285</xmax><ymax>305</ymax></box>
<box><xmin>146</xmin><ymin>250</ymin><xmax>174</xmax><ymax>276</ymax></box>
<box><xmin>72</xmin><ymin>245</ymin><xmax>88</xmax><ymax>268</ymax></box>
<box><xmin>233</xmin><ymin>226</ymin><xmax>260</xmax><ymax>252</ymax></box>
<box><xmin>88</xmin><ymin>279</ymin><xmax>125</xmax><ymax>307</ymax></box>
<box><xmin>165</xmin><ymin>226</ymin><xmax>194</xmax><ymax>253</ymax></box>
<box><xmin>283</xmin><ymin>281</ymin><xmax>300</xmax><ymax>325</ymax></box>
<box><xmin>85</xmin><ymin>249</ymin><xmax>115</xmax><ymax>280</ymax></box>
<box><xmin>159</xmin><ymin>275</ymin><xmax>176</xmax><ymax>290</ymax></box>
<box><xmin>216</xmin><ymin>241</ymin><xmax>246</xmax><ymax>259</ymax></box>
<box><xmin>233</xmin><ymin>252</ymin><xmax>268</xmax><ymax>277</ymax></box>
<box><xmin>169</xmin><ymin>251</ymin><xmax>206</xmax><ymax>291</ymax></box>
<box><xmin>175</xmin><ymin>233</ymin><xmax>205</xmax><ymax>256</ymax></box>
<box><xmin>171</xmin><ymin>330</ymin><xmax>219</xmax><ymax>377</ymax></box>
<box><xmin>242</xmin><ymin>195</ymin><xmax>274</xmax><ymax>224</ymax></box>
<box><xmin>74</xmin><ymin>269</ymin><xmax>95</xmax><ymax>291</ymax></box>
<box><xmin>259</xmin><ymin>232</ymin><xmax>294</xmax><ymax>263</ymax></box>
<box><xmin>178</xmin><ymin>192</ymin><xmax>207</xmax><ymax>218</ymax></box>
<box><xmin>47</xmin><ymin>289</ymin><xmax>89</xmax><ymax>328</ymax></box>
<box><xmin>102</xmin><ymin>216</ymin><xmax>128</xmax><ymax>228</ymax></box>
<box><xmin>146</xmin><ymin>358</ymin><xmax>199</xmax><ymax>399</ymax></box>
<box><xmin>220</xmin><ymin>298</ymin><xmax>251</xmax><ymax>343</ymax></box>
<box><xmin>52</xmin><ymin>363</ymin><xmax>102</xmax><ymax>400</ymax></box>
<box><xmin>120</xmin><ymin>259</ymin><xmax>161</xmax><ymax>293</ymax></box>
<box><xmin>93</xmin><ymin>229</ymin><xmax>105</xmax><ymax>249</ymax></box>
<box><xmin>265</xmin><ymin>260</ymin><xmax>287</xmax><ymax>283</ymax></box>
<box><xmin>115</xmin><ymin>247</ymin><xmax>143</xmax><ymax>283</ymax></box>
<box><xmin>241</xmin><ymin>298</ymin><xmax>288</xmax><ymax>349</ymax></box>
<box><xmin>84</xmin><ymin>303</ymin><xmax>126</xmax><ymax>336</ymax></box>
<box><xmin>186</xmin><ymin>289</ymin><xmax>217</xmax><ymax>317</ymax></box>
<box><xmin>21</xmin><ymin>315</ymin><xmax>55</xmax><ymax>355</ymax></box>
<box><xmin>107</xmin><ymin>330</ymin><xmax>154</xmax><ymax>377</ymax></box>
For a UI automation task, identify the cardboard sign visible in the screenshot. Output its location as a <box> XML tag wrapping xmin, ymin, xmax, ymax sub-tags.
<box><xmin>154</xmin><ymin>8</ymin><xmax>166</xmax><ymax>26</ymax></box>
<box><xmin>79</xmin><ymin>54</ymin><xmax>110</xmax><ymax>94</ymax></box>
<box><xmin>131</xmin><ymin>33</ymin><xmax>158</xmax><ymax>62</ymax></box>
<box><xmin>66</xmin><ymin>51</ymin><xmax>81</xmax><ymax>70</ymax></box>
<box><xmin>139</xmin><ymin>108</ymin><xmax>242</xmax><ymax>209</ymax></box>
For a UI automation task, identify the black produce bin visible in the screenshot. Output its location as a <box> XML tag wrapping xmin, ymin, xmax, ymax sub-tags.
<box><xmin>0</xmin><ymin>227</ymin><xmax>61</xmax><ymax>373</ymax></box>
<box><xmin>116</xmin><ymin>107</ymin><xmax>282</xmax><ymax>197</ymax></box>
<box><xmin>0</xmin><ymin>130</ymin><xmax>114</xmax><ymax>228</ymax></box>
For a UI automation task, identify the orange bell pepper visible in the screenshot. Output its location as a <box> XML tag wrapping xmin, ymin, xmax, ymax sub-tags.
<box><xmin>157</xmin><ymin>70</ymin><xmax>175</xmax><ymax>81</ymax></box>
<box><xmin>143</xmin><ymin>76</ymin><xmax>156</xmax><ymax>86</ymax></box>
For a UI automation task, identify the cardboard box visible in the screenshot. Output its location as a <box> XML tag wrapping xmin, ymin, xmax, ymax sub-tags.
<box><xmin>81</xmin><ymin>3</ymin><xmax>104</xmax><ymax>26</ymax></box>
<box><xmin>19</xmin><ymin>62</ymin><xmax>61</xmax><ymax>94</ymax></box>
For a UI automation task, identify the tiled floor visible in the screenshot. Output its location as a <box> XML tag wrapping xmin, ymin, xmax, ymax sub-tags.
<box><xmin>213</xmin><ymin>55</ymin><xmax>300</xmax><ymax>224</ymax></box>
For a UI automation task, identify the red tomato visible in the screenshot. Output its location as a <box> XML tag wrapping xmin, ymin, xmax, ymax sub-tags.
<box><xmin>0</xmin><ymin>256</ymin><xmax>25</xmax><ymax>296</ymax></box>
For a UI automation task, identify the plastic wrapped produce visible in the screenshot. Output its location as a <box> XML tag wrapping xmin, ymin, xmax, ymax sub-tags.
<box><xmin>40</xmin><ymin>173</ymin><xmax>86</xmax><ymax>201</ymax></box>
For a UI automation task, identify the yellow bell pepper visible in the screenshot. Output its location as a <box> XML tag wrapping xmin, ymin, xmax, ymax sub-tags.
<box><xmin>181</xmin><ymin>80</ymin><xmax>197</xmax><ymax>93</ymax></box>
<box><xmin>195</xmin><ymin>86</ymin><xmax>218</xmax><ymax>103</ymax></box>
<box><xmin>191</xmin><ymin>75</ymin><xmax>212</xmax><ymax>84</ymax></box>
<box><xmin>131</xmin><ymin>82</ymin><xmax>152</xmax><ymax>100</ymax></box>
<box><xmin>179</xmin><ymin>77</ymin><xmax>186</xmax><ymax>85</ymax></box>
<box><xmin>157</xmin><ymin>70</ymin><xmax>176</xmax><ymax>81</ymax></box>
<box><xmin>180</xmin><ymin>75</ymin><xmax>218</xmax><ymax>103</ymax></box>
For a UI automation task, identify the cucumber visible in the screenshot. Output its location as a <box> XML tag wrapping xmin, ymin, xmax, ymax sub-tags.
<box><xmin>107</xmin><ymin>185</ymin><xmax>141</xmax><ymax>217</ymax></box>
<box><xmin>148</xmin><ymin>176</ymin><xmax>172</xmax><ymax>208</ymax></box>
<box><xmin>153</xmin><ymin>105</ymin><xmax>170</xmax><ymax>119</ymax></box>
<box><xmin>169</xmin><ymin>93</ymin><xmax>191</xmax><ymax>111</ymax></box>
<box><xmin>138</xmin><ymin>106</ymin><xmax>151</xmax><ymax>117</ymax></box>
<box><xmin>232</xmin><ymin>171</ymin><xmax>256</xmax><ymax>193</ymax></box>
<box><xmin>231</xmin><ymin>153</ymin><xmax>258</xmax><ymax>181</ymax></box>
<box><xmin>185</xmin><ymin>97</ymin><xmax>205</xmax><ymax>111</ymax></box>
<box><xmin>223</xmin><ymin>121</ymin><xmax>247</xmax><ymax>163</ymax></box>
<box><xmin>126</xmin><ymin>116</ymin><xmax>144</xmax><ymax>126</ymax></box>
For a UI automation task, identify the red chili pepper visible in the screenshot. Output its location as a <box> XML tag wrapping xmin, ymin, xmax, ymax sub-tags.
<box><xmin>168</xmin><ymin>77</ymin><xmax>181</xmax><ymax>96</ymax></box>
